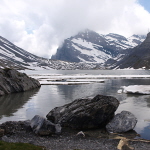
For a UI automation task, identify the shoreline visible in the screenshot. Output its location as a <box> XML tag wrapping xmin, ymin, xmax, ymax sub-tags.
<box><xmin>1</xmin><ymin>121</ymin><xmax>150</xmax><ymax>150</ymax></box>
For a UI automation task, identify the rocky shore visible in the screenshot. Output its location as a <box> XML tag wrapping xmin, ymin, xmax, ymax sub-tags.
<box><xmin>0</xmin><ymin>95</ymin><xmax>150</xmax><ymax>150</ymax></box>
<box><xmin>0</xmin><ymin>121</ymin><xmax>150</xmax><ymax>150</ymax></box>
<box><xmin>0</xmin><ymin>68</ymin><xmax>40</xmax><ymax>95</ymax></box>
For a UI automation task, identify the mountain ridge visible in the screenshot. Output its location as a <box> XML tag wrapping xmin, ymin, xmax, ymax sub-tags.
<box><xmin>0</xmin><ymin>29</ymin><xmax>148</xmax><ymax>70</ymax></box>
<box><xmin>112</xmin><ymin>32</ymin><xmax>150</xmax><ymax>69</ymax></box>
<box><xmin>0</xmin><ymin>35</ymin><xmax>105</xmax><ymax>70</ymax></box>
<box><xmin>52</xmin><ymin>29</ymin><xmax>146</xmax><ymax>66</ymax></box>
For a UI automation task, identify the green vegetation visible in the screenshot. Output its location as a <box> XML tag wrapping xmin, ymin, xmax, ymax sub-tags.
<box><xmin>0</xmin><ymin>141</ymin><xmax>45</xmax><ymax>150</ymax></box>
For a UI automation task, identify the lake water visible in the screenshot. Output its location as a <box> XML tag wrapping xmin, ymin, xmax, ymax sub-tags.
<box><xmin>0</xmin><ymin>70</ymin><xmax>150</xmax><ymax>140</ymax></box>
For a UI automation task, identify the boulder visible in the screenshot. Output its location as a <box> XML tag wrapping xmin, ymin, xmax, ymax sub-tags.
<box><xmin>0</xmin><ymin>68</ymin><xmax>40</xmax><ymax>95</ymax></box>
<box><xmin>30</xmin><ymin>115</ymin><xmax>61</xmax><ymax>136</ymax></box>
<box><xmin>46</xmin><ymin>95</ymin><xmax>119</xmax><ymax>129</ymax></box>
<box><xmin>106</xmin><ymin>111</ymin><xmax>137</xmax><ymax>133</ymax></box>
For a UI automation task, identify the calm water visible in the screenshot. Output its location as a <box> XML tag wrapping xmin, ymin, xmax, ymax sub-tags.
<box><xmin>1</xmin><ymin>70</ymin><xmax>150</xmax><ymax>140</ymax></box>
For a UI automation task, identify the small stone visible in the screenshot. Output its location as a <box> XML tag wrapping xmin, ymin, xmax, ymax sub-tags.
<box><xmin>76</xmin><ymin>131</ymin><xmax>85</xmax><ymax>137</ymax></box>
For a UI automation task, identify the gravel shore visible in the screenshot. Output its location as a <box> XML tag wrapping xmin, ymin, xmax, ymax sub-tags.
<box><xmin>1</xmin><ymin>121</ymin><xmax>150</xmax><ymax>150</ymax></box>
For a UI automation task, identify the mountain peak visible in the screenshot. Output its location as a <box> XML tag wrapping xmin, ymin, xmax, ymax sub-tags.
<box><xmin>52</xmin><ymin>30</ymin><xmax>145</xmax><ymax>64</ymax></box>
<box><xmin>139</xmin><ymin>32</ymin><xmax>150</xmax><ymax>48</ymax></box>
<box><xmin>113</xmin><ymin>32</ymin><xmax>150</xmax><ymax>69</ymax></box>
<box><xmin>145</xmin><ymin>32</ymin><xmax>150</xmax><ymax>42</ymax></box>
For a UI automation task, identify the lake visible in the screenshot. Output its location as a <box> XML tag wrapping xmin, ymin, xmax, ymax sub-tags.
<box><xmin>0</xmin><ymin>70</ymin><xmax>150</xmax><ymax>140</ymax></box>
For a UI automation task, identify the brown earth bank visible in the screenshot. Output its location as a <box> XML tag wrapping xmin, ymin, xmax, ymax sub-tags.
<box><xmin>0</xmin><ymin>121</ymin><xmax>150</xmax><ymax>150</ymax></box>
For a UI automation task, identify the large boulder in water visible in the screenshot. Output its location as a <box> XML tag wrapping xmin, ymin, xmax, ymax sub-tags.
<box><xmin>106</xmin><ymin>111</ymin><xmax>137</xmax><ymax>133</ymax></box>
<box><xmin>30</xmin><ymin>115</ymin><xmax>61</xmax><ymax>136</ymax></box>
<box><xmin>0</xmin><ymin>68</ymin><xmax>40</xmax><ymax>95</ymax></box>
<box><xmin>46</xmin><ymin>95</ymin><xmax>119</xmax><ymax>129</ymax></box>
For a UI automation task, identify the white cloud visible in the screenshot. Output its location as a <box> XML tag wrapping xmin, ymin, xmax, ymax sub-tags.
<box><xmin>0</xmin><ymin>0</ymin><xmax>150</xmax><ymax>58</ymax></box>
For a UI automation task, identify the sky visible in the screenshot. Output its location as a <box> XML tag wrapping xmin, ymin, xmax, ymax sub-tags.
<box><xmin>0</xmin><ymin>0</ymin><xmax>150</xmax><ymax>58</ymax></box>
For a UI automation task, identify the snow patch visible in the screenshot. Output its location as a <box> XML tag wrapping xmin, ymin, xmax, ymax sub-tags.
<box><xmin>121</xmin><ymin>85</ymin><xmax>150</xmax><ymax>95</ymax></box>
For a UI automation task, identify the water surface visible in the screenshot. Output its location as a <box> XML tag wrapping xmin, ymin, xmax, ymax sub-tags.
<box><xmin>1</xmin><ymin>70</ymin><xmax>150</xmax><ymax>140</ymax></box>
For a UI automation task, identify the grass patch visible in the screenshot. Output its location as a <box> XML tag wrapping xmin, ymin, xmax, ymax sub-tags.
<box><xmin>0</xmin><ymin>141</ymin><xmax>45</xmax><ymax>150</ymax></box>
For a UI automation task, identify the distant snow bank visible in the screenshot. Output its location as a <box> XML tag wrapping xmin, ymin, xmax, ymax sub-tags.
<box><xmin>118</xmin><ymin>85</ymin><xmax>150</xmax><ymax>95</ymax></box>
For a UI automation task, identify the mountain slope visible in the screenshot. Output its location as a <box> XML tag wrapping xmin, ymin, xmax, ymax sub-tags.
<box><xmin>0</xmin><ymin>35</ymin><xmax>105</xmax><ymax>70</ymax></box>
<box><xmin>52</xmin><ymin>29</ymin><xmax>146</xmax><ymax>65</ymax></box>
<box><xmin>0</xmin><ymin>35</ymin><xmax>48</xmax><ymax>69</ymax></box>
<box><xmin>113</xmin><ymin>32</ymin><xmax>150</xmax><ymax>69</ymax></box>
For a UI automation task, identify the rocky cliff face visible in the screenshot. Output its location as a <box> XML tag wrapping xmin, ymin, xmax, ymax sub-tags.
<box><xmin>113</xmin><ymin>32</ymin><xmax>150</xmax><ymax>69</ymax></box>
<box><xmin>0</xmin><ymin>68</ymin><xmax>40</xmax><ymax>96</ymax></box>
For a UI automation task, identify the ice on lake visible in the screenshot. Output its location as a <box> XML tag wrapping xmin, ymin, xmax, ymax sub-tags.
<box><xmin>118</xmin><ymin>85</ymin><xmax>150</xmax><ymax>95</ymax></box>
<box><xmin>30</xmin><ymin>73</ymin><xmax>150</xmax><ymax>85</ymax></box>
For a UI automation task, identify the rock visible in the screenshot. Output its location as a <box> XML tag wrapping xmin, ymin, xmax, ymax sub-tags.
<box><xmin>0</xmin><ymin>129</ymin><xmax>4</xmax><ymax>137</ymax></box>
<box><xmin>46</xmin><ymin>95</ymin><xmax>119</xmax><ymax>129</ymax></box>
<box><xmin>106</xmin><ymin>111</ymin><xmax>137</xmax><ymax>133</ymax></box>
<box><xmin>76</xmin><ymin>131</ymin><xmax>85</xmax><ymax>138</ymax></box>
<box><xmin>30</xmin><ymin>115</ymin><xmax>61</xmax><ymax>136</ymax></box>
<box><xmin>0</xmin><ymin>68</ymin><xmax>40</xmax><ymax>96</ymax></box>
<box><xmin>0</xmin><ymin>120</ymin><xmax>31</xmax><ymax>134</ymax></box>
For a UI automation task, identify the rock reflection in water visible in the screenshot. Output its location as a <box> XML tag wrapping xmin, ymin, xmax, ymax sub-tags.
<box><xmin>0</xmin><ymin>88</ymin><xmax>40</xmax><ymax>121</ymax></box>
<box><xmin>116</xmin><ymin>94</ymin><xmax>150</xmax><ymax>140</ymax></box>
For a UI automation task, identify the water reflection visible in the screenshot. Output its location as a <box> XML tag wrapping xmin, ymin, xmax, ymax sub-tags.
<box><xmin>116</xmin><ymin>94</ymin><xmax>150</xmax><ymax>139</ymax></box>
<box><xmin>0</xmin><ymin>88</ymin><xmax>40</xmax><ymax>122</ymax></box>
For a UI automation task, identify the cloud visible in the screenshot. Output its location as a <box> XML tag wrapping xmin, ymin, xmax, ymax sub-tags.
<box><xmin>0</xmin><ymin>0</ymin><xmax>150</xmax><ymax>58</ymax></box>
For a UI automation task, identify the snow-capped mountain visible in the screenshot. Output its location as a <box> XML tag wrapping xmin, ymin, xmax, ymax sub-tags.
<box><xmin>112</xmin><ymin>32</ymin><xmax>150</xmax><ymax>69</ymax></box>
<box><xmin>52</xmin><ymin>29</ymin><xmax>146</xmax><ymax>66</ymax></box>
<box><xmin>0</xmin><ymin>35</ymin><xmax>50</xmax><ymax>69</ymax></box>
<box><xmin>0</xmin><ymin>35</ymin><xmax>104</xmax><ymax>70</ymax></box>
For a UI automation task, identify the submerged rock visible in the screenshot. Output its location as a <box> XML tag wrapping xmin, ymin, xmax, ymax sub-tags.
<box><xmin>0</xmin><ymin>68</ymin><xmax>40</xmax><ymax>95</ymax></box>
<box><xmin>106</xmin><ymin>111</ymin><xmax>137</xmax><ymax>133</ymax></box>
<box><xmin>46</xmin><ymin>95</ymin><xmax>119</xmax><ymax>129</ymax></box>
<box><xmin>30</xmin><ymin>115</ymin><xmax>61</xmax><ymax>136</ymax></box>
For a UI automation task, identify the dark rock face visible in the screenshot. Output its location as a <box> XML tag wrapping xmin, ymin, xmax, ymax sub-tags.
<box><xmin>0</xmin><ymin>68</ymin><xmax>40</xmax><ymax>96</ymax></box>
<box><xmin>30</xmin><ymin>115</ymin><xmax>61</xmax><ymax>136</ymax></box>
<box><xmin>114</xmin><ymin>32</ymin><xmax>150</xmax><ymax>69</ymax></box>
<box><xmin>106</xmin><ymin>111</ymin><xmax>137</xmax><ymax>133</ymax></box>
<box><xmin>46</xmin><ymin>95</ymin><xmax>119</xmax><ymax>130</ymax></box>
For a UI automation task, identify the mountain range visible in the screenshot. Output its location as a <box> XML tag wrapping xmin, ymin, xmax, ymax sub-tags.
<box><xmin>0</xmin><ymin>35</ymin><xmax>104</xmax><ymax>70</ymax></box>
<box><xmin>52</xmin><ymin>29</ymin><xmax>146</xmax><ymax>67</ymax></box>
<box><xmin>0</xmin><ymin>29</ymin><xmax>149</xmax><ymax>70</ymax></box>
